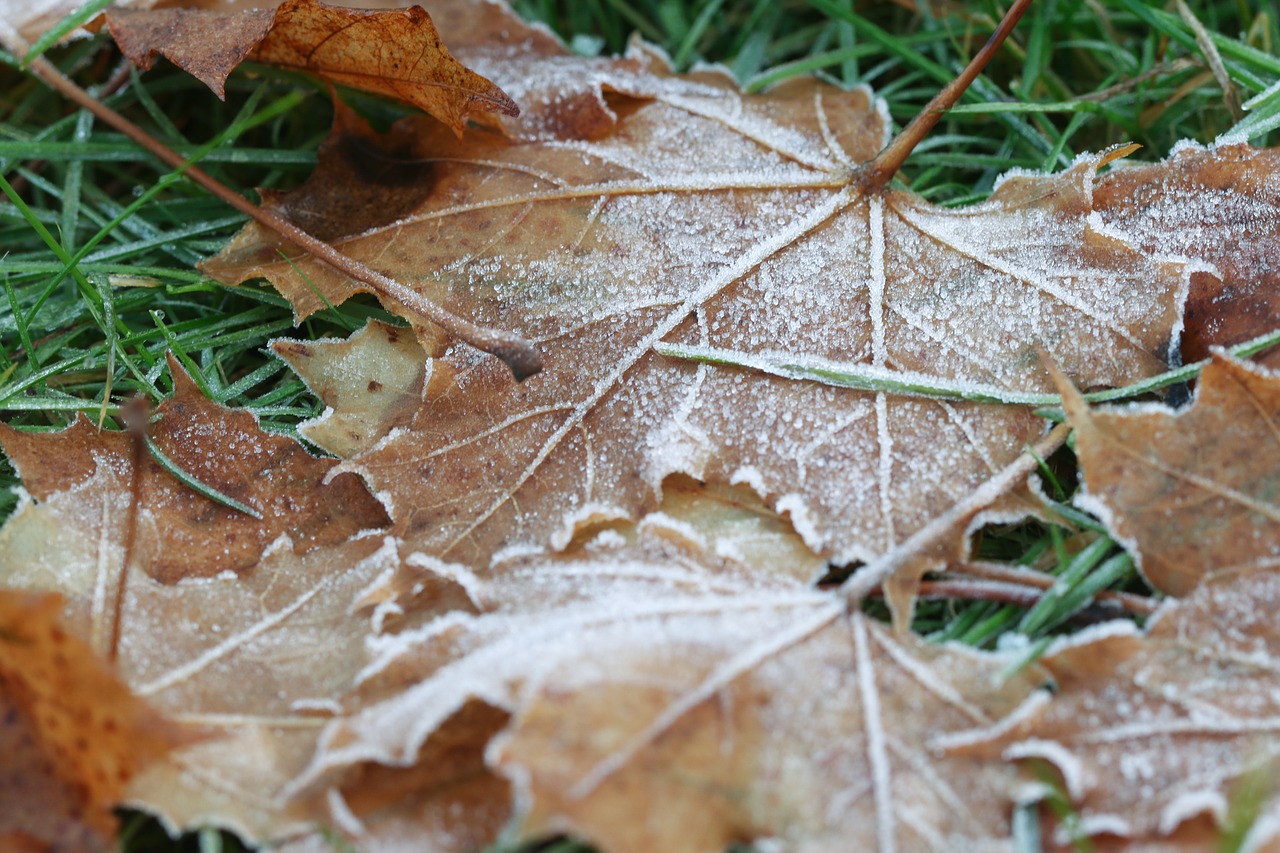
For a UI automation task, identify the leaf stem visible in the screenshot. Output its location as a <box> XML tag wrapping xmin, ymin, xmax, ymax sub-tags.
<box><xmin>857</xmin><ymin>0</ymin><xmax>1035</xmax><ymax>190</ymax></box>
<box><xmin>16</xmin><ymin>51</ymin><xmax>543</xmax><ymax>380</ymax></box>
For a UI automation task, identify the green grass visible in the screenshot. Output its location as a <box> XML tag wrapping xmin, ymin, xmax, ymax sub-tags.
<box><xmin>1</xmin><ymin>0</ymin><xmax>1277</xmax><ymax>851</ymax></box>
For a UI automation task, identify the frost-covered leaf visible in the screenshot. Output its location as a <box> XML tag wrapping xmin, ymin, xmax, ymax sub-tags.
<box><xmin>274</xmin><ymin>319</ymin><xmax>430</xmax><ymax>459</ymax></box>
<box><xmin>0</xmin><ymin>591</ymin><xmax>186</xmax><ymax>852</ymax></box>
<box><xmin>0</xmin><ymin>363</ymin><xmax>406</xmax><ymax>843</ymax></box>
<box><xmin>1093</xmin><ymin>144</ymin><xmax>1280</xmax><ymax>365</ymax></box>
<box><xmin>207</xmin><ymin>49</ymin><xmax>1187</xmax><ymax>575</ymax></box>
<box><xmin>286</xmin><ymin>505</ymin><xmax>1042</xmax><ymax>853</ymax></box>
<box><xmin>1063</xmin><ymin>352</ymin><xmax>1280</xmax><ymax>596</ymax></box>
<box><xmin>0</xmin><ymin>356</ymin><xmax>389</xmax><ymax>584</ymax></box>
<box><xmin>944</xmin><ymin>567</ymin><xmax>1280</xmax><ymax>844</ymax></box>
<box><xmin>100</xmin><ymin>0</ymin><xmax>517</xmax><ymax>133</ymax></box>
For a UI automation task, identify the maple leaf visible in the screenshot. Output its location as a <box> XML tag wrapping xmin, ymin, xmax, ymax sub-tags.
<box><xmin>1061</xmin><ymin>351</ymin><xmax>1280</xmax><ymax>597</ymax></box>
<box><xmin>0</xmin><ymin>590</ymin><xmax>187</xmax><ymax>852</ymax></box>
<box><xmin>0</xmin><ymin>356</ymin><xmax>389</xmax><ymax>585</ymax></box>
<box><xmin>285</xmin><ymin>490</ymin><xmax>1042</xmax><ymax>853</ymax></box>
<box><xmin>1092</xmin><ymin>144</ymin><xmax>1280</xmax><ymax>365</ymax></box>
<box><xmin>0</xmin><ymin>361</ymin><xmax>401</xmax><ymax>841</ymax></box>
<box><xmin>942</xmin><ymin>567</ymin><xmax>1280</xmax><ymax>846</ymax></box>
<box><xmin>207</xmin><ymin>43</ymin><xmax>1187</xmax><ymax>577</ymax></box>
<box><xmin>99</xmin><ymin>0</ymin><xmax>518</xmax><ymax>135</ymax></box>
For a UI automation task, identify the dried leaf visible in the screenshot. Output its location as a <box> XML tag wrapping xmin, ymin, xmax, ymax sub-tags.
<box><xmin>943</xmin><ymin>567</ymin><xmax>1280</xmax><ymax>844</ymax></box>
<box><xmin>288</xmin><ymin>507</ymin><xmax>1042</xmax><ymax>852</ymax></box>
<box><xmin>1062</xmin><ymin>351</ymin><xmax>1280</xmax><ymax>596</ymax></box>
<box><xmin>0</xmin><ymin>591</ymin><xmax>185</xmax><ymax>851</ymax></box>
<box><xmin>0</xmin><ymin>356</ymin><xmax>388</xmax><ymax>585</ymax></box>
<box><xmin>0</xmin><ymin>363</ymin><xmax>403</xmax><ymax>842</ymax></box>
<box><xmin>273</xmin><ymin>319</ymin><xmax>430</xmax><ymax>459</ymax></box>
<box><xmin>209</xmin><ymin>58</ymin><xmax>1186</xmax><ymax>576</ymax></box>
<box><xmin>1094</xmin><ymin>144</ymin><xmax>1280</xmax><ymax>365</ymax></box>
<box><xmin>102</xmin><ymin>0</ymin><xmax>517</xmax><ymax>134</ymax></box>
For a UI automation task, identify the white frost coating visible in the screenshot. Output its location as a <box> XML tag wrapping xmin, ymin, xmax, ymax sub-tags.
<box><xmin>1240</xmin><ymin>807</ymin><xmax>1280</xmax><ymax>853</ymax></box>
<box><xmin>1073</xmin><ymin>489</ymin><xmax>1146</xmax><ymax>573</ymax></box>
<box><xmin>729</xmin><ymin>465</ymin><xmax>769</xmax><ymax>498</ymax></box>
<box><xmin>585</xmin><ymin>529</ymin><xmax>627</xmax><ymax>551</ymax></box>
<box><xmin>369</xmin><ymin>600</ymin><xmax>404</xmax><ymax>634</ymax></box>
<box><xmin>1158</xmin><ymin>789</ymin><xmax>1228</xmax><ymax>834</ymax></box>
<box><xmin>637</xmin><ymin>511</ymin><xmax>708</xmax><ymax>550</ymax></box>
<box><xmin>853</xmin><ymin>615</ymin><xmax>896</xmax><ymax>853</ymax></box>
<box><xmin>1042</xmin><ymin>616</ymin><xmax>1142</xmax><ymax>657</ymax></box>
<box><xmin>357</xmin><ymin>611</ymin><xmax>479</xmax><ymax>684</ymax></box>
<box><xmin>291</xmin><ymin>697</ymin><xmax>342</xmax><ymax>715</ymax></box>
<box><xmin>1004</xmin><ymin>739</ymin><xmax>1088</xmax><ymax>801</ymax></box>
<box><xmin>548</xmin><ymin>502</ymin><xmax>632</xmax><ymax>550</ymax></box>
<box><xmin>490</xmin><ymin>541</ymin><xmax>548</xmax><ymax>566</ymax></box>
<box><xmin>775</xmin><ymin>493</ymin><xmax>826</xmax><ymax>553</ymax></box>
<box><xmin>405</xmin><ymin>551</ymin><xmax>487</xmax><ymax>611</ymax></box>
<box><xmin>326</xmin><ymin>788</ymin><xmax>366</xmax><ymax>837</ymax></box>
<box><xmin>930</xmin><ymin>690</ymin><xmax>1053</xmax><ymax>753</ymax></box>
<box><xmin>1068</xmin><ymin>814</ymin><xmax>1133</xmax><ymax>842</ymax></box>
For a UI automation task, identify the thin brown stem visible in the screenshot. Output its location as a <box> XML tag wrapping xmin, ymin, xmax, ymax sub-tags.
<box><xmin>23</xmin><ymin>55</ymin><xmax>543</xmax><ymax>380</ymax></box>
<box><xmin>950</xmin><ymin>560</ymin><xmax>1159</xmax><ymax>616</ymax></box>
<box><xmin>111</xmin><ymin>397</ymin><xmax>149</xmax><ymax>664</ymax></box>
<box><xmin>858</xmin><ymin>0</ymin><xmax>1035</xmax><ymax>191</ymax></box>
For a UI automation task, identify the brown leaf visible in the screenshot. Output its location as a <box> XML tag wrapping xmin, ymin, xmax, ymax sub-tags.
<box><xmin>209</xmin><ymin>59</ymin><xmax>1186</xmax><ymax>577</ymax></box>
<box><xmin>102</xmin><ymin>0</ymin><xmax>517</xmax><ymax>134</ymax></box>
<box><xmin>1062</xmin><ymin>351</ymin><xmax>1280</xmax><ymax>597</ymax></box>
<box><xmin>0</xmin><ymin>591</ymin><xmax>186</xmax><ymax>851</ymax></box>
<box><xmin>286</xmin><ymin>500</ymin><xmax>1042</xmax><ymax>852</ymax></box>
<box><xmin>942</xmin><ymin>567</ymin><xmax>1280</xmax><ymax>844</ymax></box>
<box><xmin>1093</xmin><ymin>144</ymin><xmax>1280</xmax><ymax>365</ymax></box>
<box><xmin>0</xmin><ymin>355</ymin><xmax>389</xmax><ymax>584</ymax></box>
<box><xmin>273</xmin><ymin>319</ymin><xmax>431</xmax><ymax>459</ymax></box>
<box><xmin>0</xmin><ymin>362</ymin><xmax>405</xmax><ymax>843</ymax></box>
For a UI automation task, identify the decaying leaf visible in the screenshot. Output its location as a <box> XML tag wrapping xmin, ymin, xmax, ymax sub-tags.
<box><xmin>284</xmin><ymin>502</ymin><xmax>1043</xmax><ymax>853</ymax></box>
<box><xmin>1062</xmin><ymin>351</ymin><xmax>1280</xmax><ymax>597</ymax></box>
<box><xmin>101</xmin><ymin>0</ymin><xmax>518</xmax><ymax>134</ymax></box>
<box><xmin>273</xmin><ymin>319</ymin><xmax>430</xmax><ymax>459</ymax></box>
<box><xmin>0</xmin><ymin>355</ymin><xmax>389</xmax><ymax>586</ymax></box>
<box><xmin>1093</xmin><ymin>144</ymin><xmax>1280</xmax><ymax>364</ymax></box>
<box><xmin>208</xmin><ymin>52</ymin><xmax>1189</xmax><ymax>576</ymax></box>
<box><xmin>943</xmin><ymin>567</ymin><xmax>1280</xmax><ymax>845</ymax></box>
<box><xmin>0</xmin><ymin>363</ymin><xmax>404</xmax><ymax>841</ymax></box>
<box><xmin>0</xmin><ymin>591</ymin><xmax>186</xmax><ymax>852</ymax></box>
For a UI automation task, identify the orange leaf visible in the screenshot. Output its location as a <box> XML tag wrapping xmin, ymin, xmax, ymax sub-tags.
<box><xmin>0</xmin><ymin>591</ymin><xmax>186</xmax><ymax>850</ymax></box>
<box><xmin>103</xmin><ymin>0</ymin><xmax>517</xmax><ymax>135</ymax></box>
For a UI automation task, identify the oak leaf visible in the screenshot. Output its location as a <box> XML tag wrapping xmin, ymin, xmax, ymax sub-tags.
<box><xmin>0</xmin><ymin>591</ymin><xmax>186</xmax><ymax>852</ymax></box>
<box><xmin>101</xmin><ymin>0</ymin><xmax>518</xmax><ymax>134</ymax></box>
<box><xmin>207</xmin><ymin>51</ymin><xmax>1189</xmax><ymax>576</ymax></box>
<box><xmin>1062</xmin><ymin>351</ymin><xmax>1280</xmax><ymax>596</ymax></box>
<box><xmin>943</xmin><ymin>567</ymin><xmax>1280</xmax><ymax>845</ymax></box>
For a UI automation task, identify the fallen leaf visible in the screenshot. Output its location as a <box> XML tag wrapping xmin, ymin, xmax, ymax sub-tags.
<box><xmin>287</xmin><ymin>505</ymin><xmax>1043</xmax><ymax>853</ymax></box>
<box><xmin>0</xmin><ymin>362</ymin><xmax>404</xmax><ymax>842</ymax></box>
<box><xmin>942</xmin><ymin>566</ymin><xmax>1280</xmax><ymax>845</ymax></box>
<box><xmin>207</xmin><ymin>53</ymin><xmax>1187</xmax><ymax>577</ymax></box>
<box><xmin>0</xmin><ymin>590</ymin><xmax>186</xmax><ymax>851</ymax></box>
<box><xmin>0</xmin><ymin>355</ymin><xmax>389</xmax><ymax>586</ymax></box>
<box><xmin>1093</xmin><ymin>144</ymin><xmax>1280</xmax><ymax>365</ymax></box>
<box><xmin>273</xmin><ymin>319</ymin><xmax>430</xmax><ymax>459</ymax></box>
<box><xmin>1062</xmin><ymin>351</ymin><xmax>1280</xmax><ymax>597</ymax></box>
<box><xmin>101</xmin><ymin>0</ymin><xmax>518</xmax><ymax>135</ymax></box>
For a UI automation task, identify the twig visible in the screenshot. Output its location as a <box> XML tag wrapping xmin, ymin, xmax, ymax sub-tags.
<box><xmin>858</xmin><ymin>0</ymin><xmax>1035</xmax><ymax>190</ymax></box>
<box><xmin>949</xmin><ymin>560</ymin><xmax>1159</xmax><ymax>615</ymax></box>
<box><xmin>15</xmin><ymin>50</ymin><xmax>543</xmax><ymax>380</ymax></box>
